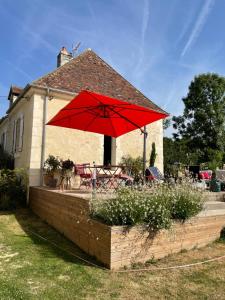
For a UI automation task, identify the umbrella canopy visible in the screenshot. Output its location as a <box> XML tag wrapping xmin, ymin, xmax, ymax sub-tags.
<box><xmin>47</xmin><ymin>90</ymin><xmax>168</xmax><ymax>138</ymax></box>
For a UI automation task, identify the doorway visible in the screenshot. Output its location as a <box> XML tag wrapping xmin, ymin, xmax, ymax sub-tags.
<box><xmin>104</xmin><ymin>135</ymin><xmax>112</xmax><ymax>166</ymax></box>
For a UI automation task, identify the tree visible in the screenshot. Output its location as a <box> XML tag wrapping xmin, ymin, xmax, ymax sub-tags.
<box><xmin>150</xmin><ymin>142</ymin><xmax>157</xmax><ymax>167</ymax></box>
<box><xmin>173</xmin><ymin>73</ymin><xmax>225</xmax><ymax>163</ymax></box>
<box><xmin>163</xmin><ymin>118</ymin><xmax>171</xmax><ymax>130</ymax></box>
<box><xmin>163</xmin><ymin>137</ymin><xmax>199</xmax><ymax>172</ymax></box>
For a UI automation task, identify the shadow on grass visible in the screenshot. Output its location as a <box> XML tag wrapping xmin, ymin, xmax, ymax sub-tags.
<box><xmin>220</xmin><ymin>227</ymin><xmax>225</xmax><ymax>241</ymax></box>
<box><xmin>0</xmin><ymin>211</ymin><xmax>12</xmax><ymax>216</ymax></box>
<box><xmin>9</xmin><ymin>208</ymin><xmax>104</xmax><ymax>270</ymax></box>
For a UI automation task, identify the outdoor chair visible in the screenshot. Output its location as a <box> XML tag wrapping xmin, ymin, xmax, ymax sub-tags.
<box><xmin>74</xmin><ymin>163</ymin><xmax>92</xmax><ymax>189</ymax></box>
<box><xmin>145</xmin><ymin>167</ymin><xmax>164</xmax><ymax>182</ymax></box>
<box><xmin>199</xmin><ymin>170</ymin><xmax>212</xmax><ymax>181</ymax></box>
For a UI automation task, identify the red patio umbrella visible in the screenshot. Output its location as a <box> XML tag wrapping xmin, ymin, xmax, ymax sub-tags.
<box><xmin>47</xmin><ymin>90</ymin><xmax>168</xmax><ymax>137</ymax></box>
<box><xmin>47</xmin><ymin>90</ymin><xmax>168</xmax><ymax>178</ymax></box>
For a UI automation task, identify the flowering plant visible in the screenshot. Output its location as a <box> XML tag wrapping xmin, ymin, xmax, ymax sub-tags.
<box><xmin>91</xmin><ymin>183</ymin><xmax>203</xmax><ymax>231</ymax></box>
<box><xmin>170</xmin><ymin>183</ymin><xmax>203</xmax><ymax>221</ymax></box>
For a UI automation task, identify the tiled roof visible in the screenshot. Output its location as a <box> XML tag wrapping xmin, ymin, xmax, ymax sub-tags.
<box><xmin>11</xmin><ymin>86</ymin><xmax>23</xmax><ymax>95</ymax></box>
<box><xmin>33</xmin><ymin>49</ymin><xmax>166</xmax><ymax>113</ymax></box>
<box><xmin>8</xmin><ymin>85</ymin><xmax>23</xmax><ymax>100</ymax></box>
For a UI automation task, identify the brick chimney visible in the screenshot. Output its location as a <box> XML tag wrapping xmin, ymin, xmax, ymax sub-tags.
<box><xmin>57</xmin><ymin>47</ymin><xmax>72</xmax><ymax>67</ymax></box>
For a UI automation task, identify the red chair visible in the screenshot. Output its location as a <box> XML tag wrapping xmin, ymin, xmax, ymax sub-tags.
<box><xmin>199</xmin><ymin>170</ymin><xmax>212</xmax><ymax>180</ymax></box>
<box><xmin>74</xmin><ymin>163</ymin><xmax>92</xmax><ymax>189</ymax></box>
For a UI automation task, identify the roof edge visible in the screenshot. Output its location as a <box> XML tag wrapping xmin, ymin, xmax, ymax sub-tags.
<box><xmin>0</xmin><ymin>115</ymin><xmax>8</xmax><ymax>126</ymax></box>
<box><xmin>31</xmin><ymin>84</ymin><xmax>76</xmax><ymax>96</ymax></box>
<box><xmin>6</xmin><ymin>84</ymin><xmax>76</xmax><ymax>115</ymax></box>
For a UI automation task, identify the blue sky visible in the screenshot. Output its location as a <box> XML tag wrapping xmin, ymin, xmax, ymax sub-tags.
<box><xmin>0</xmin><ymin>0</ymin><xmax>224</xmax><ymax>134</ymax></box>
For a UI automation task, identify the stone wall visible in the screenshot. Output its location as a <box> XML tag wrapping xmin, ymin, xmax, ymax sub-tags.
<box><xmin>30</xmin><ymin>187</ymin><xmax>225</xmax><ymax>270</ymax></box>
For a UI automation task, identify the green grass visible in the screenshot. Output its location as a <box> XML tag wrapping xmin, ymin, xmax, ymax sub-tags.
<box><xmin>0</xmin><ymin>209</ymin><xmax>225</xmax><ymax>299</ymax></box>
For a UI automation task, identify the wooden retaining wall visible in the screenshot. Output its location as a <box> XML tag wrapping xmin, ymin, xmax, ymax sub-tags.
<box><xmin>29</xmin><ymin>187</ymin><xmax>225</xmax><ymax>270</ymax></box>
<box><xmin>29</xmin><ymin>187</ymin><xmax>111</xmax><ymax>267</ymax></box>
<box><xmin>111</xmin><ymin>215</ymin><xmax>225</xmax><ymax>269</ymax></box>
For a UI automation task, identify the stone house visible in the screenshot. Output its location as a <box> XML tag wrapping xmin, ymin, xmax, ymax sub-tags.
<box><xmin>0</xmin><ymin>47</ymin><xmax>166</xmax><ymax>186</ymax></box>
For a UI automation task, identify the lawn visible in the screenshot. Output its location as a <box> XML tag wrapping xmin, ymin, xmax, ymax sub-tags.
<box><xmin>0</xmin><ymin>209</ymin><xmax>225</xmax><ymax>299</ymax></box>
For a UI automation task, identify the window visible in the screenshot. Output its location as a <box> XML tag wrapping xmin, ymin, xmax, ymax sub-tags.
<box><xmin>13</xmin><ymin>115</ymin><xmax>24</xmax><ymax>153</ymax></box>
<box><xmin>103</xmin><ymin>136</ymin><xmax>116</xmax><ymax>166</ymax></box>
<box><xmin>103</xmin><ymin>135</ymin><xmax>112</xmax><ymax>166</ymax></box>
<box><xmin>15</xmin><ymin>118</ymin><xmax>21</xmax><ymax>152</ymax></box>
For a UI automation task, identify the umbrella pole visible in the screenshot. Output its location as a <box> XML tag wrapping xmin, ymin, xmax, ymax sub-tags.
<box><xmin>143</xmin><ymin>126</ymin><xmax>148</xmax><ymax>184</ymax></box>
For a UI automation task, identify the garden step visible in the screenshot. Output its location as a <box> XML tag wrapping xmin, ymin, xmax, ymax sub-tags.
<box><xmin>205</xmin><ymin>192</ymin><xmax>225</xmax><ymax>202</ymax></box>
<box><xmin>198</xmin><ymin>208</ymin><xmax>225</xmax><ymax>217</ymax></box>
<box><xmin>199</xmin><ymin>201</ymin><xmax>225</xmax><ymax>217</ymax></box>
<box><xmin>203</xmin><ymin>201</ymin><xmax>225</xmax><ymax>210</ymax></box>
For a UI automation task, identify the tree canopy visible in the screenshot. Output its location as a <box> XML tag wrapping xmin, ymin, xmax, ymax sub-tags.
<box><xmin>163</xmin><ymin>118</ymin><xmax>171</xmax><ymax>130</ymax></box>
<box><xmin>173</xmin><ymin>73</ymin><xmax>225</xmax><ymax>163</ymax></box>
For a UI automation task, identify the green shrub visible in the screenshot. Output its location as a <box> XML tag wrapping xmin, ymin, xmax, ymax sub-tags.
<box><xmin>206</xmin><ymin>149</ymin><xmax>224</xmax><ymax>171</ymax></box>
<box><xmin>44</xmin><ymin>155</ymin><xmax>61</xmax><ymax>175</ymax></box>
<box><xmin>120</xmin><ymin>155</ymin><xmax>143</xmax><ymax>182</ymax></box>
<box><xmin>0</xmin><ymin>169</ymin><xmax>28</xmax><ymax>210</ymax></box>
<box><xmin>170</xmin><ymin>184</ymin><xmax>203</xmax><ymax>221</ymax></box>
<box><xmin>220</xmin><ymin>227</ymin><xmax>225</xmax><ymax>241</ymax></box>
<box><xmin>150</xmin><ymin>142</ymin><xmax>157</xmax><ymax>167</ymax></box>
<box><xmin>0</xmin><ymin>146</ymin><xmax>14</xmax><ymax>169</ymax></box>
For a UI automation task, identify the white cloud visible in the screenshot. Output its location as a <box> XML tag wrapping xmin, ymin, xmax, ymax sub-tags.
<box><xmin>181</xmin><ymin>0</ymin><xmax>215</xmax><ymax>57</ymax></box>
<box><xmin>141</xmin><ymin>0</ymin><xmax>150</xmax><ymax>44</ymax></box>
<box><xmin>135</xmin><ymin>0</ymin><xmax>150</xmax><ymax>76</ymax></box>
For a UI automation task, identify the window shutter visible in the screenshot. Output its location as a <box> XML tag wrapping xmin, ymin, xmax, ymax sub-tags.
<box><xmin>18</xmin><ymin>115</ymin><xmax>24</xmax><ymax>152</ymax></box>
<box><xmin>4</xmin><ymin>131</ymin><xmax>7</xmax><ymax>151</ymax></box>
<box><xmin>12</xmin><ymin>120</ymin><xmax>16</xmax><ymax>153</ymax></box>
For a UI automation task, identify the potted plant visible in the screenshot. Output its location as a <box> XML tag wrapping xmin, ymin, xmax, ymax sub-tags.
<box><xmin>61</xmin><ymin>159</ymin><xmax>74</xmax><ymax>174</ymax></box>
<box><xmin>60</xmin><ymin>159</ymin><xmax>74</xmax><ymax>190</ymax></box>
<box><xmin>43</xmin><ymin>155</ymin><xmax>61</xmax><ymax>187</ymax></box>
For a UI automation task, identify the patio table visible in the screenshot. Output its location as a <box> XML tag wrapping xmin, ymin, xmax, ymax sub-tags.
<box><xmin>88</xmin><ymin>165</ymin><xmax>124</xmax><ymax>192</ymax></box>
